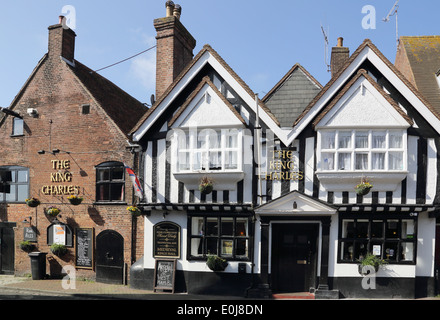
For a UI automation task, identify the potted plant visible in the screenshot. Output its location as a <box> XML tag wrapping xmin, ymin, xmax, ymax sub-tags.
<box><xmin>355</xmin><ymin>177</ymin><xmax>373</xmax><ymax>196</ymax></box>
<box><xmin>46</xmin><ymin>206</ymin><xmax>61</xmax><ymax>217</ymax></box>
<box><xmin>199</xmin><ymin>176</ymin><xmax>214</xmax><ymax>195</ymax></box>
<box><xmin>127</xmin><ymin>206</ymin><xmax>141</xmax><ymax>216</ymax></box>
<box><xmin>25</xmin><ymin>197</ymin><xmax>40</xmax><ymax>208</ymax></box>
<box><xmin>206</xmin><ymin>254</ymin><xmax>228</xmax><ymax>272</ymax></box>
<box><xmin>50</xmin><ymin>243</ymin><xmax>68</xmax><ymax>257</ymax></box>
<box><xmin>358</xmin><ymin>253</ymin><xmax>387</xmax><ymax>275</ymax></box>
<box><xmin>67</xmin><ymin>195</ymin><xmax>83</xmax><ymax>206</ymax></box>
<box><xmin>19</xmin><ymin>240</ymin><xmax>36</xmax><ymax>252</ymax></box>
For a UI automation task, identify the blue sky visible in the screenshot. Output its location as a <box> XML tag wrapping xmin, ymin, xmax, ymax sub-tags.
<box><xmin>0</xmin><ymin>1</ymin><xmax>438</xmax><ymax>108</ymax></box>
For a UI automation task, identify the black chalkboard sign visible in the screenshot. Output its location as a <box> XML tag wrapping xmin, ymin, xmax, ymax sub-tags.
<box><xmin>153</xmin><ymin>259</ymin><xmax>176</xmax><ymax>293</ymax></box>
<box><xmin>75</xmin><ymin>228</ymin><xmax>94</xmax><ymax>269</ymax></box>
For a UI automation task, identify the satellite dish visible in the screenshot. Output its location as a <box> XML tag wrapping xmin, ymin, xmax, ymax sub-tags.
<box><xmin>150</xmin><ymin>94</ymin><xmax>156</xmax><ymax>106</ymax></box>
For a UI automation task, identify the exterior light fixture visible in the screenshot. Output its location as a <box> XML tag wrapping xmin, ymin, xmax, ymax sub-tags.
<box><xmin>23</xmin><ymin>216</ymin><xmax>32</xmax><ymax>224</ymax></box>
<box><xmin>293</xmin><ymin>201</ymin><xmax>298</xmax><ymax>210</ymax></box>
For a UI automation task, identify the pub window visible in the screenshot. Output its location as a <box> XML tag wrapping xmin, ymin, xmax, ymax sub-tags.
<box><xmin>338</xmin><ymin>215</ymin><xmax>417</xmax><ymax>264</ymax></box>
<box><xmin>96</xmin><ymin>161</ymin><xmax>125</xmax><ymax>203</ymax></box>
<box><xmin>0</xmin><ymin>166</ymin><xmax>29</xmax><ymax>203</ymax></box>
<box><xmin>12</xmin><ymin>118</ymin><xmax>24</xmax><ymax>136</ymax></box>
<box><xmin>188</xmin><ymin>215</ymin><xmax>251</xmax><ymax>260</ymax></box>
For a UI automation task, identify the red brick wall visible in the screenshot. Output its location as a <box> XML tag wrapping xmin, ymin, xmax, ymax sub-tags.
<box><xmin>0</xmin><ymin>28</ymin><xmax>144</xmax><ymax>280</ymax></box>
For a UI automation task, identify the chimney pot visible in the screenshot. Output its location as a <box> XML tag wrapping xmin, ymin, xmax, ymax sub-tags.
<box><xmin>166</xmin><ymin>1</ymin><xmax>175</xmax><ymax>17</ymax></box>
<box><xmin>173</xmin><ymin>4</ymin><xmax>182</xmax><ymax>20</ymax></box>
<box><xmin>59</xmin><ymin>15</ymin><xmax>65</xmax><ymax>25</ymax></box>
<box><xmin>337</xmin><ymin>37</ymin><xmax>344</xmax><ymax>47</ymax></box>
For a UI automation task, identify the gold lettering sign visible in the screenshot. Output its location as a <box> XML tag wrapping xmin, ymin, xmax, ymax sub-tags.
<box><xmin>260</xmin><ymin>150</ymin><xmax>304</xmax><ymax>181</ymax></box>
<box><xmin>41</xmin><ymin>160</ymin><xmax>81</xmax><ymax>195</ymax></box>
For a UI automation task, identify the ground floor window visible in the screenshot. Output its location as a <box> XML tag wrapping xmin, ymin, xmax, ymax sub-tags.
<box><xmin>188</xmin><ymin>215</ymin><xmax>251</xmax><ymax>260</ymax></box>
<box><xmin>338</xmin><ymin>214</ymin><xmax>417</xmax><ymax>264</ymax></box>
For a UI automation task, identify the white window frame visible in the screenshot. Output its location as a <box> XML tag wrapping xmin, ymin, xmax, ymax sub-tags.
<box><xmin>317</xmin><ymin>129</ymin><xmax>407</xmax><ymax>172</ymax></box>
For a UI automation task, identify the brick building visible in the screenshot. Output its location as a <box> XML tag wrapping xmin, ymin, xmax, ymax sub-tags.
<box><xmin>0</xmin><ymin>16</ymin><xmax>147</xmax><ymax>283</ymax></box>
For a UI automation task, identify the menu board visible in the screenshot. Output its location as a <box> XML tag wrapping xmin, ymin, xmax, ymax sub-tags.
<box><xmin>153</xmin><ymin>222</ymin><xmax>181</xmax><ymax>258</ymax></box>
<box><xmin>75</xmin><ymin>228</ymin><xmax>94</xmax><ymax>269</ymax></box>
<box><xmin>153</xmin><ymin>259</ymin><xmax>176</xmax><ymax>293</ymax></box>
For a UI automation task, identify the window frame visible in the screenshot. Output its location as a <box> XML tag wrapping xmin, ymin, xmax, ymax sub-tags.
<box><xmin>95</xmin><ymin>161</ymin><xmax>126</xmax><ymax>204</ymax></box>
<box><xmin>0</xmin><ymin>166</ymin><xmax>29</xmax><ymax>203</ymax></box>
<box><xmin>338</xmin><ymin>213</ymin><xmax>418</xmax><ymax>265</ymax></box>
<box><xmin>12</xmin><ymin>117</ymin><xmax>24</xmax><ymax>137</ymax></box>
<box><xmin>175</xmin><ymin>128</ymin><xmax>243</xmax><ymax>173</ymax></box>
<box><xmin>187</xmin><ymin>214</ymin><xmax>252</xmax><ymax>262</ymax></box>
<box><xmin>318</xmin><ymin>129</ymin><xmax>407</xmax><ymax>172</ymax></box>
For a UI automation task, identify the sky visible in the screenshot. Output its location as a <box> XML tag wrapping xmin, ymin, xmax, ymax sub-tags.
<box><xmin>0</xmin><ymin>0</ymin><xmax>439</xmax><ymax>109</ymax></box>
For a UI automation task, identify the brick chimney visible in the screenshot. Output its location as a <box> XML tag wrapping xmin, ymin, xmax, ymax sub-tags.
<box><xmin>330</xmin><ymin>37</ymin><xmax>350</xmax><ymax>78</ymax></box>
<box><xmin>154</xmin><ymin>1</ymin><xmax>196</xmax><ymax>99</ymax></box>
<box><xmin>48</xmin><ymin>16</ymin><xmax>76</xmax><ymax>62</ymax></box>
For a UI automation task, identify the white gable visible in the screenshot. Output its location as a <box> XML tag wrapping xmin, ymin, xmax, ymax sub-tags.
<box><xmin>255</xmin><ymin>191</ymin><xmax>336</xmax><ymax>215</ymax></box>
<box><xmin>316</xmin><ymin>77</ymin><xmax>411</xmax><ymax>129</ymax></box>
<box><xmin>171</xmin><ymin>83</ymin><xmax>244</xmax><ymax>128</ymax></box>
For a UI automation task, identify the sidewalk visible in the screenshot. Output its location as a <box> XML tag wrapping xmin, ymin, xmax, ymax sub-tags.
<box><xmin>0</xmin><ymin>275</ymin><xmax>245</xmax><ymax>300</ymax></box>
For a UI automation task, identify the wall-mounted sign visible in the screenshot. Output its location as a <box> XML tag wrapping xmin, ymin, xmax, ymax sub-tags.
<box><xmin>260</xmin><ymin>150</ymin><xmax>304</xmax><ymax>181</ymax></box>
<box><xmin>153</xmin><ymin>222</ymin><xmax>181</xmax><ymax>259</ymax></box>
<box><xmin>75</xmin><ymin>228</ymin><xmax>94</xmax><ymax>270</ymax></box>
<box><xmin>53</xmin><ymin>224</ymin><xmax>66</xmax><ymax>245</ymax></box>
<box><xmin>23</xmin><ymin>226</ymin><xmax>37</xmax><ymax>242</ymax></box>
<box><xmin>41</xmin><ymin>160</ymin><xmax>81</xmax><ymax>196</ymax></box>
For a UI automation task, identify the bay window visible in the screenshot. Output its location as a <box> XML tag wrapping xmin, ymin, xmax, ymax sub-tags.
<box><xmin>176</xmin><ymin>128</ymin><xmax>242</xmax><ymax>172</ymax></box>
<box><xmin>188</xmin><ymin>215</ymin><xmax>251</xmax><ymax>260</ymax></box>
<box><xmin>339</xmin><ymin>215</ymin><xmax>417</xmax><ymax>264</ymax></box>
<box><xmin>319</xmin><ymin>129</ymin><xmax>406</xmax><ymax>172</ymax></box>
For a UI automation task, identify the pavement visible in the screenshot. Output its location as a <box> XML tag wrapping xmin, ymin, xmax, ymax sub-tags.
<box><xmin>0</xmin><ymin>275</ymin><xmax>247</xmax><ymax>300</ymax></box>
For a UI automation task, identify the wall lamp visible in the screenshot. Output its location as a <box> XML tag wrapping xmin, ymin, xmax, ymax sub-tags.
<box><xmin>23</xmin><ymin>216</ymin><xmax>32</xmax><ymax>224</ymax></box>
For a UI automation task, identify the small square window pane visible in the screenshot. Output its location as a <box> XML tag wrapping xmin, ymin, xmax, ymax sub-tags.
<box><xmin>221</xmin><ymin>239</ymin><xmax>233</xmax><ymax>256</ymax></box>
<box><xmin>221</xmin><ymin>218</ymin><xmax>233</xmax><ymax>236</ymax></box>
<box><xmin>401</xmin><ymin>220</ymin><xmax>415</xmax><ymax>239</ymax></box>
<box><xmin>342</xmin><ymin>220</ymin><xmax>355</xmax><ymax>238</ymax></box>
<box><xmin>321</xmin><ymin>132</ymin><xmax>335</xmax><ymax>149</ymax></box>
<box><xmin>389</xmin><ymin>152</ymin><xmax>403</xmax><ymax>170</ymax></box>
<box><xmin>355</xmin><ymin>132</ymin><xmax>369</xmax><ymax>148</ymax></box>
<box><xmin>355</xmin><ymin>153</ymin><xmax>369</xmax><ymax>170</ymax></box>
<box><xmin>110</xmin><ymin>184</ymin><xmax>124</xmax><ymax>201</ymax></box>
<box><xmin>191</xmin><ymin>238</ymin><xmax>203</xmax><ymax>256</ymax></box>
<box><xmin>17</xmin><ymin>184</ymin><xmax>28</xmax><ymax>202</ymax></box>
<box><xmin>338</xmin><ymin>132</ymin><xmax>352</xmax><ymax>149</ymax></box>
<box><xmin>386</xmin><ymin>220</ymin><xmax>399</xmax><ymax>238</ymax></box>
<box><xmin>384</xmin><ymin>242</ymin><xmax>398</xmax><ymax>261</ymax></box>
<box><xmin>372</xmin><ymin>132</ymin><xmax>386</xmax><ymax>149</ymax></box>
<box><xmin>112</xmin><ymin>167</ymin><xmax>124</xmax><ymax>180</ymax></box>
<box><xmin>206</xmin><ymin>218</ymin><xmax>218</xmax><ymax>236</ymax></box>
<box><xmin>13</xmin><ymin>118</ymin><xmax>24</xmax><ymax>136</ymax></box>
<box><xmin>389</xmin><ymin>132</ymin><xmax>403</xmax><ymax>148</ymax></box>
<box><xmin>192</xmin><ymin>217</ymin><xmax>204</xmax><ymax>236</ymax></box>
<box><xmin>17</xmin><ymin>170</ymin><xmax>28</xmax><ymax>182</ymax></box>
<box><xmin>372</xmin><ymin>153</ymin><xmax>385</xmax><ymax>170</ymax></box>
<box><xmin>322</xmin><ymin>153</ymin><xmax>335</xmax><ymax>170</ymax></box>
<box><xmin>400</xmin><ymin>242</ymin><xmax>414</xmax><ymax>261</ymax></box>
<box><xmin>236</xmin><ymin>218</ymin><xmax>248</xmax><ymax>237</ymax></box>
<box><xmin>371</xmin><ymin>220</ymin><xmax>383</xmax><ymax>238</ymax></box>
<box><xmin>235</xmin><ymin>239</ymin><xmax>248</xmax><ymax>256</ymax></box>
<box><xmin>338</xmin><ymin>153</ymin><xmax>351</xmax><ymax>171</ymax></box>
<box><xmin>357</xmin><ymin>220</ymin><xmax>369</xmax><ymax>238</ymax></box>
<box><xmin>206</xmin><ymin>238</ymin><xmax>218</xmax><ymax>255</ymax></box>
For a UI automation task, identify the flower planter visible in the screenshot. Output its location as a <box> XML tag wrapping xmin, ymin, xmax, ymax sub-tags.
<box><xmin>206</xmin><ymin>255</ymin><xmax>228</xmax><ymax>272</ymax></box>
<box><xmin>127</xmin><ymin>206</ymin><xmax>142</xmax><ymax>216</ymax></box>
<box><xmin>67</xmin><ymin>196</ymin><xmax>83</xmax><ymax>206</ymax></box>
<box><xmin>199</xmin><ymin>184</ymin><xmax>213</xmax><ymax>195</ymax></box>
<box><xmin>46</xmin><ymin>207</ymin><xmax>61</xmax><ymax>217</ymax></box>
<box><xmin>50</xmin><ymin>244</ymin><xmax>68</xmax><ymax>257</ymax></box>
<box><xmin>25</xmin><ymin>198</ymin><xmax>40</xmax><ymax>208</ymax></box>
<box><xmin>355</xmin><ymin>185</ymin><xmax>372</xmax><ymax>196</ymax></box>
<box><xmin>19</xmin><ymin>241</ymin><xmax>36</xmax><ymax>253</ymax></box>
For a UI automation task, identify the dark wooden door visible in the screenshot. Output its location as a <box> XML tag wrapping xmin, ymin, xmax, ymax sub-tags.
<box><xmin>0</xmin><ymin>226</ymin><xmax>15</xmax><ymax>275</ymax></box>
<box><xmin>271</xmin><ymin>223</ymin><xmax>319</xmax><ymax>293</ymax></box>
<box><xmin>96</xmin><ymin>230</ymin><xmax>124</xmax><ymax>284</ymax></box>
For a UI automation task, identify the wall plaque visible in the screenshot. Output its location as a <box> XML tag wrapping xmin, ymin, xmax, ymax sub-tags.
<box><xmin>153</xmin><ymin>222</ymin><xmax>181</xmax><ymax>259</ymax></box>
<box><xmin>23</xmin><ymin>226</ymin><xmax>37</xmax><ymax>242</ymax></box>
<box><xmin>75</xmin><ymin>228</ymin><xmax>94</xmax><ymax>269</ymax></box>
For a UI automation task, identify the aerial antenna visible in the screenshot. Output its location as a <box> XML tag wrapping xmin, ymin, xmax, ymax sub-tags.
<box><xmin>321</xmin><ymin>24</ymin><xmax>331</xmax><ymax>73</ymax></box>
<box><xmin>383</xmin><ymin>0</ymin><xmax>400</xmax><ymax>49</ymax></box>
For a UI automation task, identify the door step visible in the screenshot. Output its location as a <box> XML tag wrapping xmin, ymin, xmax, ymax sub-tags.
<box><xmin>272</xmin><ymin>292</ymin><xmax>315</xmax><ymax>300</ymax></box>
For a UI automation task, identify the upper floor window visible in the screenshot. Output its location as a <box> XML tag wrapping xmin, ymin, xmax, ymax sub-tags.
<box><xmin>318</xmin><ymin>129</ymin><xmax>406</xmax><ymax>172</ymax></box>
<box><xmin>12</xmin><ymin>118</ymin><xmax>24</xmax><ymax>136</ymax></box>
<box><xmin>0</xmin><ymin>166</ymin><xmax>29</xmax><ymax>203</ymax></box>
<box><xmin>96</xmin><ymin>162</ymin><xmax>125</xmax><ymax>203</ymax></box>
<box><xmin>175</xmin><ymin>128</ymin><xmax>242</xmax><ymax>173</ymax></box>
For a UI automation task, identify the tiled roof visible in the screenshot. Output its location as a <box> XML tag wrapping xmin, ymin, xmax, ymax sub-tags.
<box><xmin>67</xmin><ymin>60</ymin><xmax>148</xmax><ymax>136</ymax></box>
<box><xmin>130</xmin><ymin>44</ymin><xmax>280</xmax><ymax>135</ymax></box>
<box><xmin>396</xmin><ymin>36</ymin><xmax>440</xmax><ymax>114</ymax></box>
<box><xmin>262</xmin><ymin>64</ymin><xmax>322</xmax><ymax>128</ymax></box>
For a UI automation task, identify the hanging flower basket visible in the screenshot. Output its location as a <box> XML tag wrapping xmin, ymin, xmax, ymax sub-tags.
<box><xmin>50</xmin><ymin>243</ymin><xmax>68</xmax><ymax>257</ymax></box>
<box><xmin>19</xmin><ymin>240</ymin><xmax>36</xmax><ymax>253</ymax></box>
<box><xmin>355</xmin><ymin>178</ymin><xmax>373</xmax><ymax>196</ymax></box>
<box><xmin>199</xmin><ymin>176</ymin><xmax>213</xmax><ymax>195</ymax></box>
<box><xmin>67</xmin><ymin>195</ymin><xmax>83</xmax><ymax>206</ymax></box>
<box><xmin>46</xmin><ymin>206</ymin><xmax>61</xmax><ymax>217</ymax></box>
<box><xmin>25</xmin><ymin>198</ymin><xmax>40</xmax><ymax>208</ymax></box>
<box><xmin>206</xmin><ymin>255</ymin><xmax>228</xmax><ymax>272</ymax></box>
<box><xmin>357</xmin><ymin>253</ymin><xmax>387</xmax><ymax>276</ymax></box>
<box><xmin>127</xmin><ymin>206</ymin><xmax>142</xmax><ymax>216</ymax></box>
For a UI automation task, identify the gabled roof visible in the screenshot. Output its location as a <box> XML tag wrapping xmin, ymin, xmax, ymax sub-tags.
<box><xmin>312</xmin><ymin>69</ymin><xmax>413</xmax><ymax>128</ymax></box>
<box><xmin>262</xmin><ymin>63</ymin><xmax>322</xmax><ymax>128</ymax></box>
<box><xmin>395</xmin><ymin>36</ymin><xmax>440</xmax><ymax>114</ymax></box>
<box><xmin>67</xmin><ymin>60</ymin><xmax>147</xmax><ymax>136</ymax></box>
<box><xmin>131</xmin><ymin>44</ymin><xmax>286</xmax><ymax>142</ymax></box>
<box><xmin>3</xmin><ymin>54</ymin><xmax>147</xmax><ymax>138</ymax></box>
<box><xmin>288</xmin><ymin>39</ymin><xmax>440</xmax><ymax>144</ymax></box>
<box><xmin>168</xmin><ymin>76</ymin><xmax>246</xmax><ymax>127</ymax></box>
